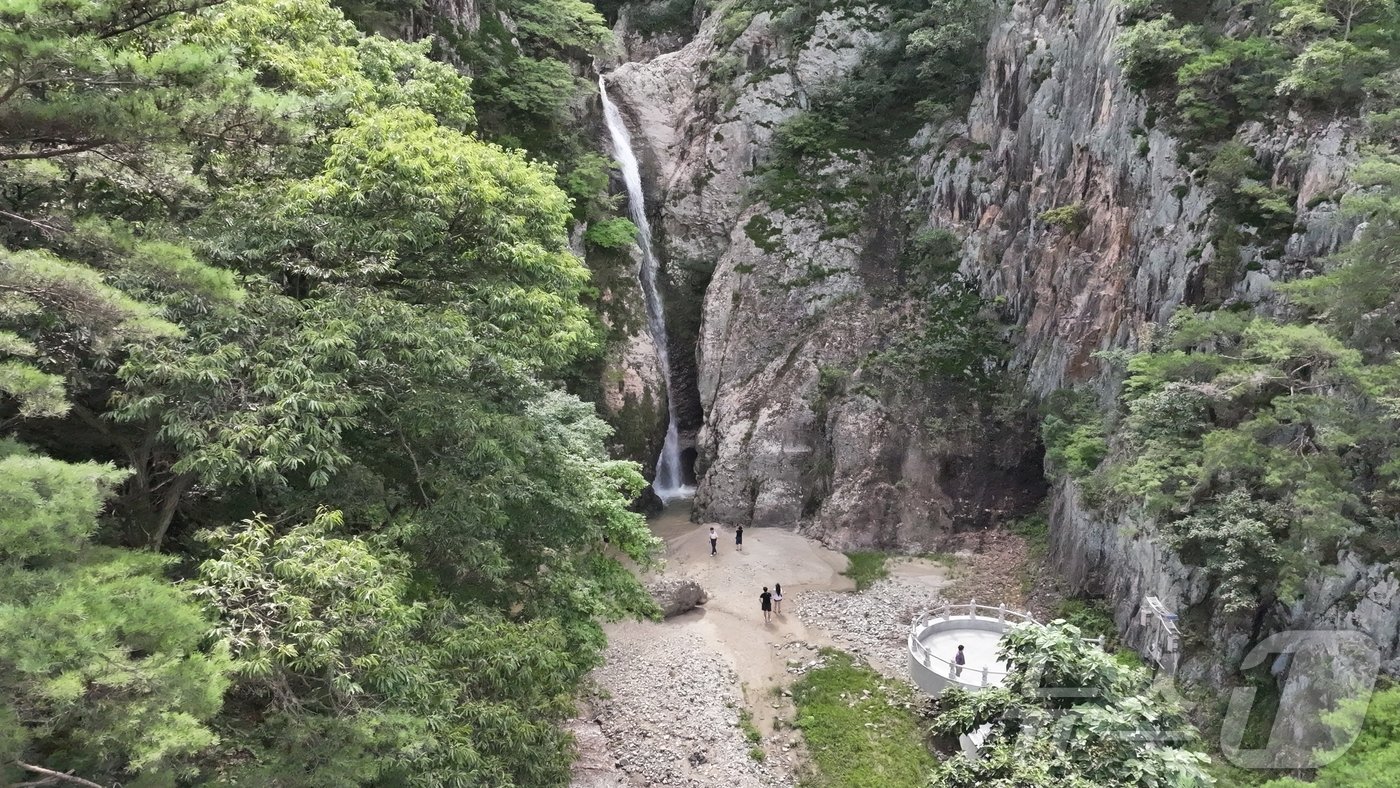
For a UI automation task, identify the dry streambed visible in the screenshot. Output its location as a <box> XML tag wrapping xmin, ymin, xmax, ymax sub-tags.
<box><xmin>570</xmin><ymin>509</ymin><xmax>961</xmax><ymax>788</ymax></box>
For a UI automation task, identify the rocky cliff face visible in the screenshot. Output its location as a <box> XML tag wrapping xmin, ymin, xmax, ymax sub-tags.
<box><xmin>607</xmin><ymin>6</ymin><xmax>1045</xmax><ymax>548</ymax></box>
<box><xmin>600</xmin><ymin>0</ymin><xmax>1400</xmax><ymax>684</ymax></box>
<box><xmin>915</xmin><ymin>0</ymin><xmax>1397</xmax><ymax>687</ymax></box>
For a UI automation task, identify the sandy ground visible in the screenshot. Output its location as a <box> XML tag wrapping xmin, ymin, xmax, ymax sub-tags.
<box><xmin>571</xmin><ymin>505</ymin><xmax>955</xmax><ymax>787</ymax></box>
<box><xmin>647</xmin><ymin>507</ymin><xmax>853</xmax><ymax>731</ymax></box>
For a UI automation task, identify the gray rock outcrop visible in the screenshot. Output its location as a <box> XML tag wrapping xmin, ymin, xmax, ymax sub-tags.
<box><xmin>646</xmin><ymin>577</ymin><xmax>710</xmax><ymax>618</ymax></box>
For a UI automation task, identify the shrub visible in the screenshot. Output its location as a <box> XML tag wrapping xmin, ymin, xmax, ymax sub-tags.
<box><xmin>1039</xmin><ymin>202</ymin><xmax>1089</xmax><ymax>233</ymax></box>
<box><xmin>1040</xmin><ymin>388</ymin><xmax>1108</xmax><ymax>479</ymax></box>
<box><xmin>584</xmin><ymin>217</ymin><xmax>639</xmax><ymax>249</ymax></box>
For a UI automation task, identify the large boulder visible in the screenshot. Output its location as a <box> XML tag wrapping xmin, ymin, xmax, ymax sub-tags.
<box><xmin>646</xmin><ymin>577</ymin><xmax>709</xmax><ymax>618</ymax></box>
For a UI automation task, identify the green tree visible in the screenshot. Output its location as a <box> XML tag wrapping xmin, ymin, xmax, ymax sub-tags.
<box><xmin>928</xmin><ymin>622</ymin><xmax>1214</xmax><ymax>787</ymax></box>
<box><xmin>216</xmin><ymin>105</ymin><xmax>595</xmax><ymax>369</ymax></box>
<box><xmin>0</xmin><ymin>445</ymin><xmax>230</xmax><ymax>785</ymax></box>
<box><xmin>1260</xmin><ymin>684</ymin><xmax>1400</xmax><ymax>787</ymax></box>
<box><xmin>194</xmin><ymin>511</ymin><xmax>614</xmax><ymax>787</ymax></box>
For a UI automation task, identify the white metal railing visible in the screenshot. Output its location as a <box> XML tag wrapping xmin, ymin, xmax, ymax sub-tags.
<box><xmin>908</xmin><ymin>601</ymin><xmax>1110</xmax><ymax>689</ymax></box>
<box><xmin>907</xmin><ymin>600</ymin><xmax>1035</xmax><ymax>688</ymax></box>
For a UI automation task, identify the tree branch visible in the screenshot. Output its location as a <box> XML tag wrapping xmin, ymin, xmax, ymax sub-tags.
<box><xmin>98</xmin><ymin>0</ymin><xmax>231</xmax><ymax>40</ymax></box>
<box><xmin>148</xmin><ymin>470</ymin><xmax>197</xmax><ymax>551</ymax></box>
<box><xmin>0</xmin><ymin>209</ymin><xmax>65</xmax><ymax>237</ymax></box>
<box><xmin>0</xmin><ymin>141</ymin><xmax>107</xmax><ymax>162</ymax></box>
<box><xmin>13</xmin><ymin>762</ymin><xmax>107</xmax><ymax>788</ymax></box>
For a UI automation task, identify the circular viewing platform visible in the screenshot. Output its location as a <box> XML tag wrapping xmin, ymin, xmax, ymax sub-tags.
<box><xmin>908</xmin><ymin>602</ymin><xmax>1034</xmax><ymax>695</ymax></box>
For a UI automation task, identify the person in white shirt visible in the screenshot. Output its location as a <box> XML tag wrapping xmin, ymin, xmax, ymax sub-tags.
<box><xmin>708</xmin><ymin>526</ymin><xmax>718</xmax><ymax>556</ymax></box>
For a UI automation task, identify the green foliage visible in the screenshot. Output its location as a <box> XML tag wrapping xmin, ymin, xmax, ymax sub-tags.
<box><xmin>0</xmin><ymin>2</ymin><xmax>662</xmax><ymax>785</ymax></box>
<box><xmin>1282</xmin><ymin>151</ymin><xmax>1400</xmax><ymax>350</ymax></box>
<box><xmin>928</xmin><ymin>622</ymin><xmax>1214</xmax><ymax>787</ymax></box>
<box><xmin>1039</xmin><ymin>202</ymin><xmax>1089</xmax><ymax>233</ymax></box>
<box><xmin>194</xmin><ymin>511</ymin><xmax>608</xmax><ymax>787</ymax></box>
<box><xmin>738</xmin><ymin>708</ymin><xmax>763</xmax><ymax>744</ymax></box>
<box><xmin>622</xmin><ymin>0</ymin><xmax>698</xmax><ymax>37</ymax></box>
<box><xmin>842</xmin><ymin>551</ymin><xmax>889</xmax><ymax>591</ymax></box>
<box><xmin>443</xmin><ymin>0</ymin><xmax>610</xmax><ymax>198</ymax></box>
<box><xmin>791</xmin><ymin>650</ymin><xmax>936</xmax><ymax>787</ymax></box>
<box><xmin>1118</xmin><ymin>0</ymin><xmax>1400</xmax><ymax>142</ymax></box>
<box><xmin>901</xmin><ymin>228</ymin><xmax>962</xmax><ymax>282</ymax></box>
<box><xmin>1053</xmin><ymin>598</ymin><xmax>1120</xmax><ymax>648</ymax></box>
<box><xmin>585</xmin><ymin>217</ymin><xmax>640</xmax><ymax>250</ymax></box>
<box><xmin>1083</xmin><ymin>284</ymin><xmax>1400</xmax><ymax>612</ymax></box>
<box><xmin>754</xmin><ymin>0</ymin><xmax>992</xmax><ymax>213</ymax></box>
<box><xmin>225</xmin><ymin>105</ymin><xmax>595</xmax><ymax>368</ymax></box>
<box><xmin>1118</xmin><ymin>16</ymin><xmax>1207</xmax><ymax>92</ymax></box>
<box><xmin>1259</xmin><ymin>683</ymin><xmax>1400</xmax><ymax>788</ymax></box>
<box><xmin>870</xmin><ymin>228</ymin><xmax>1011</xmax><ymax>390</ymax></box>
<box><xmin>744</xmin><ymin>214</ymin><xmax>783</xmax><ymax>253</ymax></box>
<box><xmin>0</xmin><ymin>449</ymin><xmax>229</xmax><ymax>784</ymax></box>
<box><xmin>1041</xmin><ymin>388</ymin><xmax>1110</xmax><ymax>480</ymax></box>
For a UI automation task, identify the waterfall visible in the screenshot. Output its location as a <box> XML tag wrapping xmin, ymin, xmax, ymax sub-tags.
<box><xmin>599</xmin><ymin>75</ymin><xmax>693</xmax><ymax>503</ymax></box>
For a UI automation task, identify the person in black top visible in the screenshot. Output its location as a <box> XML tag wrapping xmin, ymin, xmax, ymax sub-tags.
<box><xmin>735</xmin><ymin>524</ymin><xmax>744</xmax><ymax>552</ymax></box>
<box><xmin>760</xmin><ymin>586</ymin><xmax>772</xmax><ymax>623</ymax></box>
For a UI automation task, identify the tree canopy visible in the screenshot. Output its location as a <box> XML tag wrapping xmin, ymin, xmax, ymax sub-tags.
<box><xmin>927</xmin><ymin>622</ymin><xmax>1214</xmax><ymax>787</ymax></box>
<box><xmin>0</xmin><ymin>0</ymin><xmax>657</xmax><ymax>785</ymax></box>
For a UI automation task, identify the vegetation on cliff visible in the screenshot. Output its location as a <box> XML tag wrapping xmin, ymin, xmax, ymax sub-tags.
<box><xmin>1040</xmin><ymin>6</ymin><xmax>1400</xmax><ymax>624</ymax></box>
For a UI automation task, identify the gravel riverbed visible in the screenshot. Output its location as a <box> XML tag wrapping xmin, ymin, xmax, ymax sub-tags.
<box><xmin>583</xmin><ymin>626</ymin><xmax>793</xmax><ymax>788</ymax></box>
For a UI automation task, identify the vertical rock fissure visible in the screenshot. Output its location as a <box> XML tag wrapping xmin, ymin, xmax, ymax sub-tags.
<box><xmin>599</xmin><ymin>75</ymin><xmax>694</xmax><ymax>502</ymax></box>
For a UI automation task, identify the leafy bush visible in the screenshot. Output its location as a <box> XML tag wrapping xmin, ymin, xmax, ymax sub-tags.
<box><xmin>1261</xmin><ymin>684</ymin><xmax>1400</xmax><ymax>788</ymax></box>
<box><xmin>744</xmin><ymin>214</ymin><xmax>783</xmax><ymax>253</ymax></box>
<box><xmin>928</xmin><ymin>622</ymin><xmax>1213</xmax><ymax>786</ymax></box>
<box><xmin>755</xmin><ymin>0</ymin><xmax>993</xmax><ymax>212</ymax></box>
<box><xmin>1040</xmin><ymin>388</ymin><xmax>1109</xmax><ymax>479</ymax></box>
<box><xmin>585</xmin><ymin>217</ymin><xmax>640</xmax><ymax>249</ymax></box>
<box><xmin>1117</xmin><ymin>0</ymin><xmax>1400</xmax><ymax>142</ymax></box>
<box><xmin>1038</xmin><ymin>202</ymin><xmax>1089</xmax><ymax>233</ymax></box>
<box><xmin>624</xmin><ymin>0</ymin><xmax>697</xmax><ymax>37</ymax></box>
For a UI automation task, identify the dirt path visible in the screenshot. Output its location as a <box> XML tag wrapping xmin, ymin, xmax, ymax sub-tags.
<box><xmin>648</xmin><ymin>507</ymin><xmax>854</xmax><ymax>734</ymax></box>
<box><xmin>573</xmin><ymin>506</ymin><xmax>953</xmax><ymax>787</ymax></box>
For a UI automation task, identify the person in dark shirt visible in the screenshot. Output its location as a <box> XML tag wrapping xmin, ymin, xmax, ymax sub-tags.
<box><xmin>953</xmin><ymin>644</ymin><xmax>966</xmax><ymax>677</ymax></box>
<box><xmin>760</xmin><ymin>586</ymin><xmax>772</xmax><ymax>623</ymax></box>
<box><xmin>735</xmin><ymin>524</ymin><xmax>744</xmax><ymax>552</ymax></box>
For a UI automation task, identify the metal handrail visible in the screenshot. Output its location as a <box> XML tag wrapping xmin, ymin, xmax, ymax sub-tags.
<box><xmin>906</xmin><ymin>600</ymin><xmax>1036</xmax><ymax>688</ymax></box>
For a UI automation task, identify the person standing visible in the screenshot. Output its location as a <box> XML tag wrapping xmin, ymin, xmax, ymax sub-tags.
<box><xmin>735</xmin><ymin>524</ymin><xmax>744</xmax><ymax>552</ymax></box>
<box><xmin>953</xmin><ymin>644</ymin><xmax>966</xmax><ymax>678</ymax></box>
<box><xmin>772</xmin><ymin>583</ymin><xmax>783</xmax><ymax>614</ymax></box>
<box><xmin>709</xmin><ymin>526</ymin><xmax>718</xmax><ymax>556</ymax></box>
<box><xmin>760</xmin><ymin>586</ymin><xmax>773</xmax><ymax>623</ymax></box>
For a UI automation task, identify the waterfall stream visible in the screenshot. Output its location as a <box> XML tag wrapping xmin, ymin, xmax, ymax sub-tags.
<box><xmin>599</xmin><ymin>75</ymin><xmax>693</xmax><ymax>502</ymax></box>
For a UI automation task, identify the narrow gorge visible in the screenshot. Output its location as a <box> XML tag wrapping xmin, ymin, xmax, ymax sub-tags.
<box><xmin>590</xmin><ymin>0</ymin><xmax>1399</xmax><ymax>689</ymax></box>
<box><xmin>5</xmin><ymin>0</ymin><xmax>1400</xmax><ymax>785</ymax></box>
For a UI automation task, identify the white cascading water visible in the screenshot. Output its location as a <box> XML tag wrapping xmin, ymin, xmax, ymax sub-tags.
<box><xmin>599</xmin><ymin>75</ymin><xmax>693</xmax><ymax>502</ymax></box>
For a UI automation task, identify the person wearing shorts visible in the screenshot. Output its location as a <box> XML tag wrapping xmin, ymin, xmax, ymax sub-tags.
<box><xmin>772</xmin><ymin>583</ymin><xmax>783</xmax><ymax>614</ymax></box>
<box><xmin>760</xmin><ymin>586</ymin><xmax>772</xmax><ymax>623</ymax></box>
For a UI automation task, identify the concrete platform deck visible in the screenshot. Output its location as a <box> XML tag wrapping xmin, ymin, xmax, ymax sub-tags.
<box><xmin>907</xmin><ymin>604</ymin><xmax>1034</xmax><ymax>695</ymax></box>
